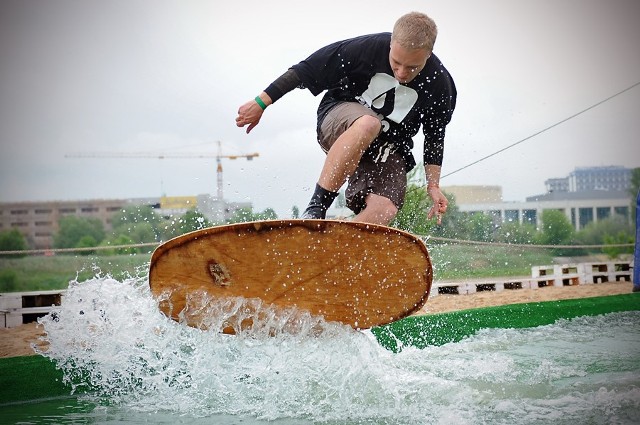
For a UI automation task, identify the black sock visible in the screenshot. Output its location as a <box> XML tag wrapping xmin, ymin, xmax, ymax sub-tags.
<box><xmin>301</xmin><ymin>184</ymin><xmax>339</xmax><ymax>219</ymax></box>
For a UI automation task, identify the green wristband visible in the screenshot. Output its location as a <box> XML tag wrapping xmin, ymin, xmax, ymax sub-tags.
<box><xmin>254</xmin><ymin>96</ymin><xmax>267</xmax><ymax>110</ymax></box>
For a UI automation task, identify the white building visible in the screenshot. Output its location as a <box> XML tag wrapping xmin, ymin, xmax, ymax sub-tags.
<box><xmin>457</xmin><ymin>190</ymin><xmax>631</xmax><ymax>231</ymax></box>
<box><xmin>546</xmin><ymin>165</ymin><xmax>632</xmax><ymax>193</ymax></box>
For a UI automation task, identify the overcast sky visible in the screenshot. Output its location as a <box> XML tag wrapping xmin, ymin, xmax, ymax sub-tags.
<box><xmin>1</xmin><ymin>0</ymin><xmax>638</xmax><ymax>217</ymax></box>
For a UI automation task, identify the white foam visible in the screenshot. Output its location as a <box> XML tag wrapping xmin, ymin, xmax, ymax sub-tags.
<box><xmin>37</xmin><ymin>276</ymin><xmax>640</xmax><ymax>424</ymax></box>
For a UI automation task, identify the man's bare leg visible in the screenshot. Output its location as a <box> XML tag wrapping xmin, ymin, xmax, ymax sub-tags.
<box><xmin>317</xmin><ymin>115</ymin><xmax>381</xmax><ymax>192</ymax></box>
<box><xmin>302</xmin><ymin>115</ymin><xmax>381</xmax><ymax>219</ymax></box>
<box><xmin>353</xmin><ymin>193</ymin><xmax>398</xmax><ymax>225</ymax></box>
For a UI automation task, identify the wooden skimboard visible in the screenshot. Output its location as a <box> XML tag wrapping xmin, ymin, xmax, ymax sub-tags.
<box><xmin>149</xmin><ymin>219</ymin><xmax>432</xmax><ymax>332</ymax></box>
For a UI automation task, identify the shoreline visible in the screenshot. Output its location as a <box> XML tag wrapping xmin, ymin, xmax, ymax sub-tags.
<box><xmin>0</xmin><ymin>281</ymin><xmax>636</xmax><ymax>358</ymax></box>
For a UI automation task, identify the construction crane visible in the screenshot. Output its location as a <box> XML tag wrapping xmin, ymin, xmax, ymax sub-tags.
<box><xmin>65</xmin><ymin>141</ymin><xmax>259</xmax><ymax>200</ymax></box>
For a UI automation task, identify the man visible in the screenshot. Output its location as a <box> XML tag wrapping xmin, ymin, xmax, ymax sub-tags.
<box><xmin>236</xmin><ymin>11</ymin><xmax>456</xmax><ymax>225</ymax></box>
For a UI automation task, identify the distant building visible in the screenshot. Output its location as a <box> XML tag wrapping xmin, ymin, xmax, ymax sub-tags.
<box><xmin>544</xmin><ymin>178</ymin><xmax>569</xmax><ymax>193</ymax></box>
<box><xmin>155</xmin><ymin>195</ymin><xmax>251</xmax><ymax>223</ymax></box>
<box><xmin>545</xmin><ymin>165</ymin><xmax>632</xmax><ymax>193</ymax></box>
<box><xmin>453</xmin><ymin>165</ymin><xmax>635</xmax><ymax>231</ymax></box>
<box><xmin>458</xmin><ymin>190</ymin><xmax>631</xmax><ymax>231</ymax></box>
<box><xmin>0</xmin><ymin>194</ymin><xmax>251</xmax><ymax>250</ymax></box>
<box><xmin>441</xmin><ymin>185</ymin><xmax>502</xmax><ymax>204</ymax></box>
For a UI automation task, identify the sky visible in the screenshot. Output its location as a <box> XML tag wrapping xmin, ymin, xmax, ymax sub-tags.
<box><xmin>1</xmin><ymin>0</ymin><xmax>639</xmax><ymax>218</ymax></box>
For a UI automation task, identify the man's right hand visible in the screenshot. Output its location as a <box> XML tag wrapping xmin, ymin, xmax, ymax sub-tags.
<box><xmin>236</xmin><ymin>94</ymin><xmax>271</xmax><ymax>134</ymax></box>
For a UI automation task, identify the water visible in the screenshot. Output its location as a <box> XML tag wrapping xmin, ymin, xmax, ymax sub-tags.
<box><xmin>13</xmin><ymin>277</ymin><xmax>640</xmax><ymax>424</ymax></box>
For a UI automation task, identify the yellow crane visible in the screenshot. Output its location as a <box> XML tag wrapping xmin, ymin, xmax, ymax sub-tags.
<box><xmin>65</xmin><ymin>141</ymin><xmax>259</xmax><ymax>200</ymax></box>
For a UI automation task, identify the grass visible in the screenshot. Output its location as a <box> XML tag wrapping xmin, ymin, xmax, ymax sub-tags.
<box><xmin>0</xmin><ymin>243</ymin><xmax>558</xmax><ymax>293</ymax></box>
<box><xmin>427</xmin><ymin>243</ymin><xmax>556</xmax><ymax>280</ymax></box>
<box><xmin>0</xmin><ymin>254</ymin><xmax>151</xmax><ymax>292</ymax></box>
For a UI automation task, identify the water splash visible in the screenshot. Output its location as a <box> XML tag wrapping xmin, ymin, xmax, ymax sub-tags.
<box><xmin>37</xmin><ymin>277</ymin><xmax>640</xmax><ymax>424</ymax></box>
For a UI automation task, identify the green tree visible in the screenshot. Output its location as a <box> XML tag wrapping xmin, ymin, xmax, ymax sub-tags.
<box><xmin>291</xmin><ymin>206</ymin><xmax>300</xmax><ymax>219</ymax></box>
<box><xmin>99</xmin><ymin>234</ymin><xmax>137</xmax><ymax>255</ymax></box>
<box><xmin>109</xmin><ymin>205</ymin><xmax>163</xmax><ymax>252</ymax></box>
<box><xmin>226</xmin><ymin>207</ymin><xmax>278</xmax><ymax>224</ymax></box>
<box><xmin>391</xmin><ymin>164</ymin><xmax>465</xmax><ymax>236</ymax></box>
<box><xmin>76</xmin><ymin>235</ymin><xmax>98</xmax><ymax>255</ymax></box>
<box><xmin>0</xmin><ymin>229</ymin><xmax>27</xmax><ymax>257</ymax></box>
<box><xmin>391</xmin><ymin>184</ymin><xmax>433</xmax><ymax>235</ymax></box>
<box><xmin>537</xmin><ymin>209</ymin><xmax>577</xmax><ymax>255</ymax></box>
<box><xmin>54</xmin><ymin>216</ymin><xmax>105</xmax><ymax>250</ymax></box>
<box><xmin>429</xmin><ymin>195</ymin><xmax>476</xmax><ymax>240</ymax></box>
<box><xmin>602</xmin><ymin>232</ymin><xmax>634</xmax><ymax>258</ymax></box>
<box><xmin>254</xmin><ymin>207</ymin><xmax>278</xmax><ymax>221</ymax></box>
<box><xmin>495</xmin><ymin>221</ymin><xmax>538</xmax><ymax>244</ymax></box>
<box><xmin>576</xmin><ymin>215</ymin><xmax>633</xmax><ymax>248</ymax></box>
<box><xmin>175</xmin><ymin>210</ymin><xmax>212</xmax><ymax>234</ymax></box>
<box><xmin>128</xmin><ymin>222</ymin><xmax>158</xmax><ymax>253</ymax></box>
<box><xmin>630</xmin><ymin>167</ymin><xmax>640</xmax><ymax>222</ymax></box>
<box><xmin>465</xmin><ymin>212</ymin><xmax>495</xmax><ymax>242</ymax></box>
<box><xmin>111</xmin><ymin>205</ymin><xmax>162</xmax><ymax>237</ymax></box>
<box><xmin>392</xmin><ymin>183</ymin><xmax>480</xmax><ymax>241</ymax></box>
<box><xmin>630</xmin><ymin>167</ymin><xmax>640</xmax><ymax>198</ymax></box>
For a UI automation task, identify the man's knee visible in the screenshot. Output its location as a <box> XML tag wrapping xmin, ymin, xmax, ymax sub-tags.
<box><xmin>376</xmin><ymin>196</ymin><xmax>399</xmax><ymax>216</ymax></box>
<box><xmin>365</xmin><ymin>194</ymin><xmax>398</xmax><ymax>222</ymax></box>
<box><xmin>352</xmin><ymin>115</ymin><xmax>382</xmax><ymax>139</ymax></box>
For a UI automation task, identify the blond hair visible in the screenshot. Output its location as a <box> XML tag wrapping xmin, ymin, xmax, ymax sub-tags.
<box><xmin>391</xmin><ymin>12</ymin><xmax>438</xmax><ymax>52</ymax></box>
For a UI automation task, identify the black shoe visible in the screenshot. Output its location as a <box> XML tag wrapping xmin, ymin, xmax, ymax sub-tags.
<box><xmin>301</xmin><ymin>206</ymin><xmax>325</xmax><ymax>219</ymax></box>
<box><xmin>300</xmin><ymin>184</ymin><xmax>338</xmax><ymax>219</ymax></box>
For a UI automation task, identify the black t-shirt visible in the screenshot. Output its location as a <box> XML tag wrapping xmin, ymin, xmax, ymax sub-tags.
<box><xmin>291</xmin><ymin>32</ymin><xmax>456</xmax><ymax>171</ymax></box>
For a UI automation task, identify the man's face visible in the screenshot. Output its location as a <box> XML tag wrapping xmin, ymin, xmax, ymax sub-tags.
<box><xmin>389</xmin><ymin>40</ymin><xmax>430</xmax><ymax>84</ymax></box>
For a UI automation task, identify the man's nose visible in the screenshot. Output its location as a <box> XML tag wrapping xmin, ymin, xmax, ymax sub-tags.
<box><xmin>396</xmin><ymin>68</ymin><xmax>410</xmax><ymax>80</ymax></box>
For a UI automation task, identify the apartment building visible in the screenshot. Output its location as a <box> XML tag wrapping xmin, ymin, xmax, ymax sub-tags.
<box><xmin>0</xmin><ymin>195</ymin><xmax>251</xmax><ymax>250</ymax></box>
<box><xmin>0</xmin><ymin>198</ymin><xmax>130</xmax><ymax>250</ymax></box>
<box><xmin>546</xmin><ymin>165</ymin><xmax>632</xmax><ymax>193</ymax></box>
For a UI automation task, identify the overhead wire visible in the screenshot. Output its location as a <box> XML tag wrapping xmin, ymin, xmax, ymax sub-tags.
<box><xmin>440</xmin><ymin>80</ymin><xmax>640</xmax><ymax>181</ymax></box>
<box><xmin>5</xmin><ymin>85</ymin><xmax>638</xmax><ymax>257</ymax></box>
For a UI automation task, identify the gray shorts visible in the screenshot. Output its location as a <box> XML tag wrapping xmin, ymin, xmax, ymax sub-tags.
<box><xmin>318</xmin><ymin>102</ymin><xmax>407</xmax><ymax>214</ymax></box>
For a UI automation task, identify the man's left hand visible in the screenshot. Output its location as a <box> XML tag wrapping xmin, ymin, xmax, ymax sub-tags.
<box><xmin>426</xmin><ymin>186</ymin><xmax>448</xmax><ymax>225</ymax></box>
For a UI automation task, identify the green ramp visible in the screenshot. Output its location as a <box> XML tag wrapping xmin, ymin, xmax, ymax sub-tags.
<box><xmin>372</xmin><ymin>293</ymin><xmax>640</xmax><ymax>352</ymax></box>
<box><xmin>0</xmin><ymin>355</ymin><xmax>75</xmax><ymax>405</ymax></box>
<box><xmin>1</xmin><ymin>293</ymin><xmax>638</xmax><ymax>404</ymax></box>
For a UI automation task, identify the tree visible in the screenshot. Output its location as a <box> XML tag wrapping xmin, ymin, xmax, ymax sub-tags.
<box><xmin>465</xmin><ymin>212</ymin><xmax>495</xmax><ymax>242</ymax></box>
<box><xmin>54</xmin><ymin>216</ymin><xmax>105</xmax><ymax>250</ymax></box>
<box><xmin>392</xmin><ymin>183</ymin><xmax>480</xmax><ymax>241</ymax></box>
<box><xmin>111</xmin><ymin>205</ymin><xmax>162</xmax><ymax>237</ymax></box>
<box><xmin>630</xmin><ymin>167</ymin><xmax>640</xmax><ymax>222</ymax></box>
<box><xmin>495</xmin><ymin>221</ymin><xmax>538</xmax><ymax>244</ymax></box>
<box><xmin>76</xmin><ymin>235</ymin><xmax>98</xmax><ymax>255</ymax></box>
<box><xmin>391</xmin><ymin>184</ymin><xmax>433</xmax><ymax>235</ymax></box>
<box><xmin>391</xmin><ymin>164</ymin><xmax>446</xmax><ymax>235</ymax></box>
<box><xmin>576</xmin><ymin>215</ymin><xmax>634</xmax><ymax>247</ymax></box>
<box><xmin>254</xmin><ymin>208</ymin><xmax>278</xmax><ymax>221</ymax></box>
<box><xmin>127</xmin><ymin>222</ymin><xmax>158</xmax><ymax>253</ymax></box>
<box><xmin>98</xmin><ymin>234</ymin><xmax>137</xmax><ymax>255</ymax></box>
<box><xmin>537</xmin><ymin>209</ymin><xmax>578</xmax><ymax>255</ymax></box>
<box><xmin>108</xmin><ymin>205</ymin><xmax>163</xmax><ymax>251</ymax></box>
<box><xmin>0</xmin><ymin>229</ymin><xmax>27</xmax><ymax>257</ymax></box>
<box><xmin>291</xmin><ymin>206</ymin><xmax>300</xmax><ymax>219</ymax></box>
<box><xmin>630</xmin><ymin>167</ymin><xmax>640</xmax><ymax>199</ymax></box>
<box><xmin>602</xmin><ymin>232</ymin><xmax>634</xmax><ymax>258</ymax></box>
<box><xmin>170</xmin><ymin>209</ymin><xmax>212</xmax><ymax>236</ymax></box>
<box><xmin>429</xmin><ymin>194</ymin><xmax>478</xmax><ymax>241</ymax></box>
<box><xmin>226</xmin><ymin>207</ymin><xmax>278</xmax><ymax>224</ymax></box>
